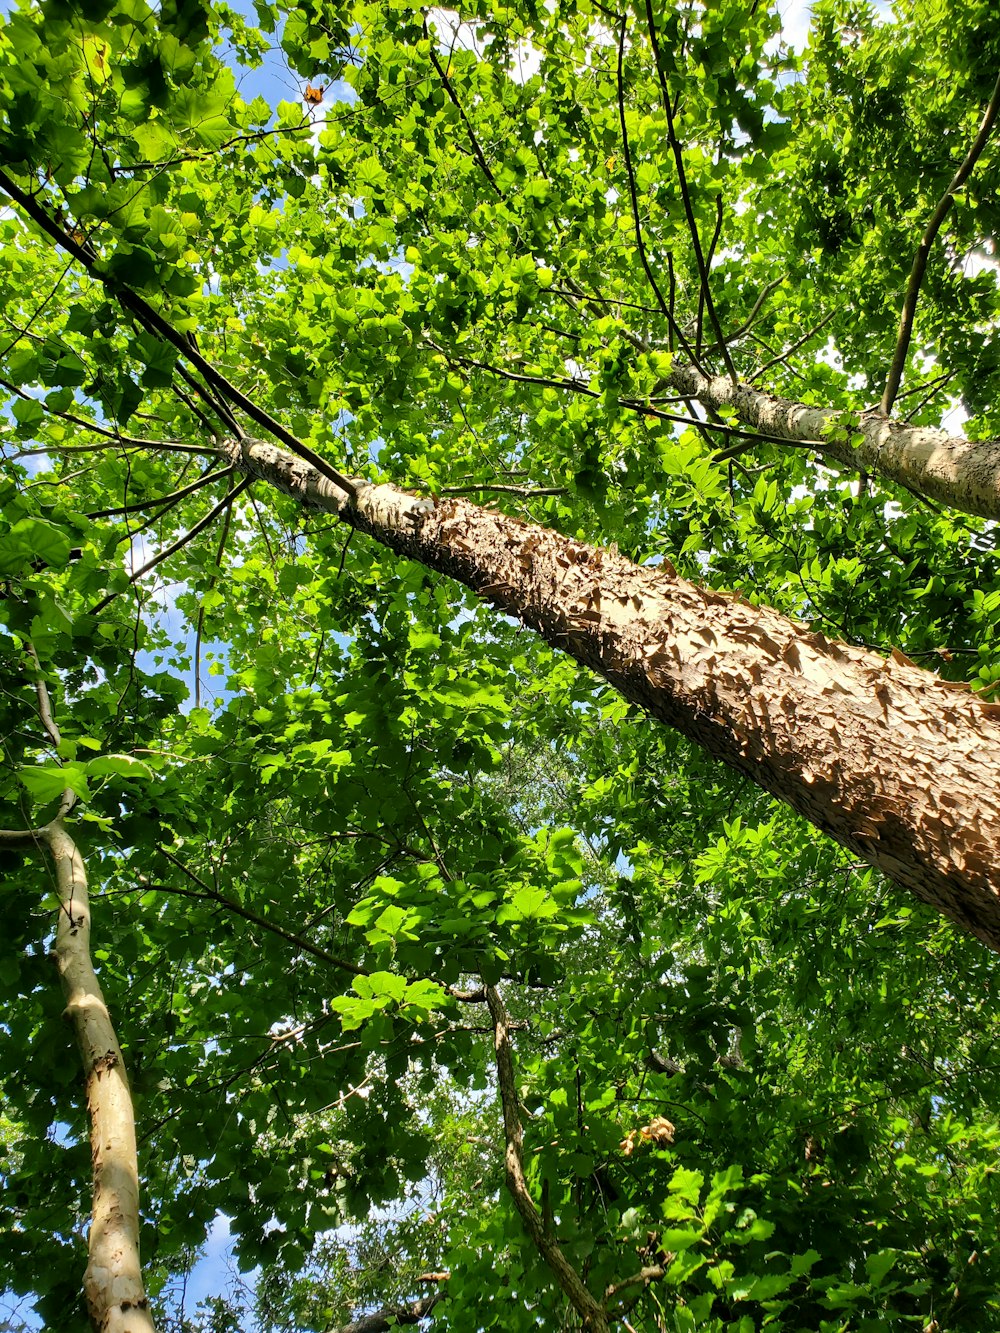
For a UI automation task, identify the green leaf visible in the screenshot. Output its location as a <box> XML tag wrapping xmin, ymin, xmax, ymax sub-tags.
<box><xmin>0</xmin><ymin>519</ymin><xmax>73</xmax><ymax>575</ymax></box>
<box><xmin>18</xmin><ymin>764</ymin><xmax>90</xmax><ymax>803</ymax></box>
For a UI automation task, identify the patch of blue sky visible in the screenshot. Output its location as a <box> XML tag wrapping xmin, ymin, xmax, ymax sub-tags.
<box><xmin>222</xmin><ymin>0</ymin><xmax>358</xmax><ymax>116</ymax></box>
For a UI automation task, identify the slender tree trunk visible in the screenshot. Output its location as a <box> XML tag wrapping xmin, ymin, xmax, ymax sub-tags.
<box><xmin>228</xmin><ymin>436</ymin><xmax>1000</xmax><ymax>951</ymax></box>
<box><xmin>46</xmin><ymin>820</ymin><xmax>156</xmax><ymax>1333</ymax></box>
<box><xmin>668</xmin><ymin>366</ymin><xmax>1000</xmax><ymax>518</ymax></box>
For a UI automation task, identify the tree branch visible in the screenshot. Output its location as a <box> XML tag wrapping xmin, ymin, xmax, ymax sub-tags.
<box><xmin>880</xmin><ymin>66</ymin><xmax>1000</xmax><ymax>414</ymax></box>
<box><xmin>332</xmin><ymin>1293</ymin><xmax>443</xmax><ymax>1333</ymax></box>
<box><xmin>485</xmin><ymin>983</ymin><xmax>610</xmax><ymax>1331</ymax></box>
<box><xmin>147</xmin><ymin>846</ymin><xmax>369</xmax><ymax>977</ymax></box>
<box><xmin>90</xmin><ymin>475</ymin><xmax>253</xmax><ymax>614</ymax></box>
<box><xmin>424</xmin><ymin>14</ymin><xmax>502</xmax><ymax>196</ymax></box>
<box><xmin>0</xmin><ymin>166</ymin><xmax>357</xmax><ymax>498</ymax></box>
<box><xmin>643</xmin><ymin>0</ymin><xmax>736</xmax><ymax>381</ymax></box>
<box><xmin>616</xmin><ymin>18</ymin><xmax>701</xmax><ymax>368</ymax></box>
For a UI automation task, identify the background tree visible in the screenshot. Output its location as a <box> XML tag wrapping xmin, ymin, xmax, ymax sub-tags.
<box><xmin>2</xmin><ymin>0</ymin><xmax>1000</xmax><ymax>1329</ymax></box>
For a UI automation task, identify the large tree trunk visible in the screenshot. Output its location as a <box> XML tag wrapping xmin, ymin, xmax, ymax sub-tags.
<box><xmin>228</xmin><ymin>436</ymin><xmax>1000</xmax><ymax>951</ymax></box>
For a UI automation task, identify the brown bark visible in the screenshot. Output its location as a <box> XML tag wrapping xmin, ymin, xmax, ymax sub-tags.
<box><xmin>226</xmin><ymin>436</ymin><xmax>1000</xmax><ymax>951</ymax></box>
<box><xmin>485</xmin><ymin>985</ymin><xmax>610</xmax><ymax>1332</ymax></box>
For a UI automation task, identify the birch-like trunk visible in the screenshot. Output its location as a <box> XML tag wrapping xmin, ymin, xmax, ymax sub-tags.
<box><xmin>668</xmin><ymin>366</ymin><xmax>1000</xmax><ymax>518</ymax></box>
<box><xmin>46</xmin><ymin>821</ymin><xmax>155</xmax><ymax>1333</ymax></box>
<box><xmin>228</xmin><ymin>437</ymin><xmax>1000</xmax><ymax>951</ymax></box>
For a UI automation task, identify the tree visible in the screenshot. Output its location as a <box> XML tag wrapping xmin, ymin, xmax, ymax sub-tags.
<box><xmin>2</xmin><ymin>0</ymin><xmax>1000</xmax><ymax>1328</ymax></box>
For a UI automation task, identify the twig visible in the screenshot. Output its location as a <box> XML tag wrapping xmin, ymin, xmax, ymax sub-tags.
<box><xmin>701</xmin><ymin>276</ymin><xmax>782</xmax><ymax>353</ymax></box>
<box><xmin>0</xmin><ymin>375</ymin><xmax>204</xmax><ymax>453</ymax></box>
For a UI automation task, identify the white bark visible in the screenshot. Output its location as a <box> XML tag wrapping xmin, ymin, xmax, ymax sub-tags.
<box><xmin>668</xmin><ymin>367</ymin><xmax>1000</xmax><ymax>517</ymax></box>
<box><xmin>46</xmin><ymin>821</ymin><xmax>155</xmax><ymax>1333</ymax></box>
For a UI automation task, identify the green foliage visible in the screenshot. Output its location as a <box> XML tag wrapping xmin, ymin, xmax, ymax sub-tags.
<box><xmin>2</xmin><ymin>0</ymin><xmax>1000</xmax><ymax>1329</ymax></box>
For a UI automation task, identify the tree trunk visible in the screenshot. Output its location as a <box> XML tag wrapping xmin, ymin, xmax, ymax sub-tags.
<box><xmin>668</xmin><ymin>366</ymin><xmax>1000</xmax><ymax>518</ymax></box>
<box><xmin>228</xmin><ymin>437</ymin><xmax>1000</xmax><ymax>951</ymax></box>
<box><xmin>46</xmin><ymin>821</ymin><xmax>156</xmax><ymax>1333</ymax></box>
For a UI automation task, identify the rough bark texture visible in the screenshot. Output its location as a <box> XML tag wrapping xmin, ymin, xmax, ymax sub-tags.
<box><xmin>228</xmin><ymin>437</ymin><xmax>1000</xmax><ymax>951</ymax></box>
<box><xmin>669</xmin><ymin>366</ymin><xmax>1000</xmax><ymax>518</ymax></box>
<box><xmin>46</xmin><ymin>822</ymin><xmax>155</xmax><ymax>1333</ymax></box>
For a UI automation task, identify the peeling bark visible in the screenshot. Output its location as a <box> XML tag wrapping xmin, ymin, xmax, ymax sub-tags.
<box><xmin>227</xmin><ymin>437</ymin><xmax>1000</xmax><ymax>951</ymax></box>
<box><xmin>668</xmin><ymin>366</ymin><xmax>1000</xmax><ymax>518</ymax></box>
<box><xmin>45</xmin><ymin>821</ymin><xmax>156</xmax><ymax>1333</ymax></box>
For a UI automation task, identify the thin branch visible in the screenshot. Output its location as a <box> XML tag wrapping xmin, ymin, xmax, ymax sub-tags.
<box><xmin>701</xmin><ymin>276</ymin><xmax>783</xmax><ymax>353</ymax></box>
<box><xmin>149</xmin><ymin>848</ymin><xmax>369</xmax><ymax>977</ymax></box>
<box><xmin>0</xmin><ymin>167</ymin><xmax>357</xmax><ymax>498</ymax></box>
<box><xmin>616</xmin><ymin>18</ymin><xmax>701</xmax><ymax>369</ymax></box>
<box><xmin>174</xmin><ymin>358</ymin><xmax>243</xmax><ymax>438</ymax></box>
<box><xmin>8</xmin><ymin>439</ymin><xmax>217</xmax><ymax>458</ymax></box>
<box><xmin>880</xmin><ymin>66</ymin><xmax>1000</xmax><ymax>415</ymax></box>
<box><xmin>194</xmin><ymin>492</ymin><xmax>234</xmax><ymax>710</ymax></box>
<box><xmin>903</xmin><ymin>370</ymin><xmax>957</xmax><ymax>422</ymax></box>
<box><xmin>430</xmin><ymin>343</ymin><xmax>819</xmax><ymax>448</ymax></box>
<box><xmin>90</xmin><ymin>475</ymin><xmax>253</xmax><ymax>614</ymax></box>
<box><xmin>332</xmin><ymin>1293</ymin><xmax>443</xmax><ymax>1333</ymax></box>
<box><xmin>0</xmin><ymin>375</ymin><xmax>205</xmax><ymax>453</ymax></box>
<box><xmin>605</xmin><ymin>1265</ymin><xmax>666</xmax><ymax>1306</ymax></box>
<box><xmin>485</xmin><ymin>983</ymin><xmax>609</xmax><ymax>1332</ymax></box>
<box><xmin>440</xmin><ymin>483</ymin><xmax>567</xmax><ymax>497</ymax></box>
<box><xmin>424</xmin><ymin>14</ymin><xmax>502</xmax><ymax>195</ymax></box>
<box><xmin>86</xmin><ymin>466</ymin><xmax>234</xmax><ymax>518</ymax></box>
<box><xmin>748</xmin><ymin>307</ymin><xmax>836</xmax><ymax>381</ymax></box>
<box><xmin>643</xmin><ymin>0</ymin><xmax>736</xmax><ymax>380</ymax></box>
<box><xmin>548</xmin><ymin>288</ymin><xmax>665</xmax><ymax>316</ymax></box>
<box><xmin>696</xmin><ymin>194</ymin><xmax>724</xmax><ymax>358</ymax></box>
<box><xmin>172</xmin><ymin>382</ymin><xmax>223</xmax><ymax>439</ymax></box>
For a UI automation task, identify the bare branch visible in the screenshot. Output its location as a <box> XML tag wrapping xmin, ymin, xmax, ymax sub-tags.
<box><xmin>439</xmin><ymin>483</ymin><xmax>567</xmax><ymax>497</ymax></box>
<box><xmin>643</xmin><ymin>0</ymin><xmax>736</xmax><ymax>381</ymax></box>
